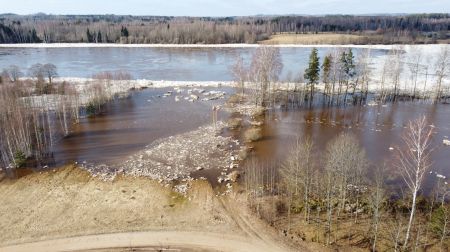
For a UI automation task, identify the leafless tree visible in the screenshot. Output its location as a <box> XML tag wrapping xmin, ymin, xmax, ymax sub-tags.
<box><xmin>394</xmin><ymin>116</ymin><xmax>434</xmax><ymax>250</ymax></box>
<box><xmin>249</xmin><ymin>46</ymin><xmax>283</xmax><ymax>107</ymax></box>
<box><xmin>407</xmin><ymin>49</ymin><xmax>423</xmax><ymax>99</ymax></box>
<box><xmin>325</xmin><ymin>132</ymin><xmax>367</xmax><ymax>219</ymax></box>
<box><xmin>231</xmin><ymin>56</ymin><xmax>248</xmax><ymax>96</ymax></box>
<box><xmin>29</xmin><ymin>63</ymin><xmax>44</xmax><ymax>82</ymax></box>
<box><xmin>280</xmin><ymin>136</ymin><xmax>315</xmax><ymax>222</ymax></box>
<box><xmin>42</xmin><ymin>63</ymin><xmax>58</xmax><ymax>84</ymax></box>
<box><xmin>370</xmin><ymin>164</ymin><xmax>386</xmax><ymax>251</ymax></box>
<box><xmin>387</xmin><ymin>47</ymin><xmax>404</xmax><ymax>102</ymax></box>
<box><xmin>323</xmin><ymin>132</ymin><xmax>368</xmax><ymax>245</ymax></box>
<box><xmin>433</xmin><ymin>46</ymin><xmax>449</xmax><ymax>103</ymax></box>
<box><xmin>7</xmin><ymin>65</ymin><xmax>23</xmax><ymax>82</ymax></box>
<box><xmin>355</xmin><ymin>48</ymin><xmax>372</xmax><ymax>104</ymax></box>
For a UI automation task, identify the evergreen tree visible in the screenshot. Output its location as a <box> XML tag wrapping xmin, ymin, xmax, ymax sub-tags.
<box><xmin>97</xmin><ymin>31</ymin><xmax>102</xmax><ymax>43</ymax></box>
<box><xmin>322</xmin><ymin>54</ymin><xmax>333</xmax><ymax>97</ymax></box>
<box><xmin>304</xmin><ymin>48</ymin><xmax>320</xmax><ymax>102</ymax></box>
<box><xmin>86</xmin><ymin>28</ymin><xmax>94</xmax><ymax>43</ymax></box>
<box><xmin>342</xmin><ymin>49</ymin><xmax>355</xmax><ymax>103</ymax></box>
<box><xmin>345</xmin><ymin>49</ymin><xmax>355</xmax><ymax>79</ymax></box>
<box><xmin>121</xmin><ymin>26</ymin><xmax>129</xmax><ymax>37</ymax></box>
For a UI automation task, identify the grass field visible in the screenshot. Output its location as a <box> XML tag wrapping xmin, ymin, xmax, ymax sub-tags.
<box><xmin>260</xmin><ymin>33</ymin><xmax>379</xmax><ymax>45</ymax></box>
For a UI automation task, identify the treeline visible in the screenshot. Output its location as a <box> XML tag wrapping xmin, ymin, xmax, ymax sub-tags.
<box><xmin>0</xmin><ymin>13</ymin><xmax>448</xmax><ymax>44</ymax></box>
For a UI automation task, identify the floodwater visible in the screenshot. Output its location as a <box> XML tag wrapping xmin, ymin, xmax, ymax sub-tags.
<box><xmin>1</xmin><ymin>46</ymin><xmax>448</xmax><ymax>190</ymax></box>
<box><xmin>51</xmin><ymin>87</ymin><xmax>232</xmax><ymax>166</ymax></box>
<box><xmin>0</xmin><ymin>47</ymin><xmax>387</xmax><ymax>80</ymax></box>
<box><xmin>252</xmin><ymin>101</ymin><xmax>450</xmax><ymax>193</ymax></box>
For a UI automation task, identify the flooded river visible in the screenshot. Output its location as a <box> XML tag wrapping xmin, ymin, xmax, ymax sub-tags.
<box><xmin>1</xmin><ymin>46</ymin><xmax>448</xmax><ymax>191</ymax></box>
<box><xmin>0</xmin><ymin>47</ymin><xmax>387</xmax><ymax>80</ymax></box>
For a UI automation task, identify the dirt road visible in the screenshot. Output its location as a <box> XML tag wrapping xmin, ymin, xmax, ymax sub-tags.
<box><xmin>1</xmin><ymin>231</ymin><xmax>291</xmax><ymax>252</ymax></box>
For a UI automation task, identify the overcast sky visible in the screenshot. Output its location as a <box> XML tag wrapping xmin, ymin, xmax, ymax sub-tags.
<box><xmin>1</xmin><ymin>0</ymin><xmax>449</xmax><ymax>16</ymax></box>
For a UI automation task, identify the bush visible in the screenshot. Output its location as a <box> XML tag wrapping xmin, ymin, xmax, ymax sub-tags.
<box><xmin>429</xmin><ymin>206</ymin><xmax>450</xmax><ymax>237</ymax></box>
<box><xmin>227</xmin><ymin>118</ymin><xmax>242</xmax><ymax>129</ymax></box>
<box><xmin>227</xmin><ymin>94</ymin><xmax>242</xmax><ymax>104</ymax></box>
<box><xmin>251</xmin><ymin>107</ymin><xmax>266</xmax><ymax>117</ymax></box>
<box><xmin>244</xmin><ymin>127</ymin><xmax>262</xmax><ymax>142</ymax></box>
<box><xmin>14</xmin><ymin>150</ymin><xmax>27</xmax><ymax>168</ymax></box>
<box><xmin>86</xmin><ymin>103</ymin><xmax>97</xmax><ymax>117</ymax></box>
<box><xmin>238</xmin><ymin>147</ymin><xmax>249</xmax><ymax>160</ymax></box>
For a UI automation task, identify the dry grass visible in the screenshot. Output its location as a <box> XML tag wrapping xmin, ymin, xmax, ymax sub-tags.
<box><xmin>260</xmin><ymin>33</ymin><xmax>380</xmax><ymax>45</ymax></box>
<box><xmin>0</xmin><ymin>165</ymin><xmax>240</xmax><ymax>246</ymax></box>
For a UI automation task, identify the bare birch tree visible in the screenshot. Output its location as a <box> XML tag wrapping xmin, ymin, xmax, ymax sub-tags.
<box><xmin>231</xmin><ymin>56</ymin><xmax>248</xmax><ymax>96</ymax></box>
<box><xmin>249</xmin><ymin>46</ymin><xmax>283</xmax><ymax>107</ymax></box>
<box><xmin>395</xmin><ymin>116</ymin><xmax>434</xmax><ymax>250</ymax></box>
<box><xmin>280</xmin><ymin>136</ymin><xmax>315</xmax><ymax>222</ymax></box>
<box><xmin>407</xmin><ymin>49</ymin><xmax>423</xmax><ymax>99</ymax></box>
<box><xmin>433</xmin><ymin>46</ymin><xmax>449</xmax><ymax>103</ymax></box>
<box><xmin>370</xmin><ymin>164</ymin><xmax>386</xmax><ymax>251</ymax></box>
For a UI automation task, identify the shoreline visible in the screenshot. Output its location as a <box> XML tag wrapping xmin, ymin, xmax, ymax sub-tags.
<box><xmin>0</xmin><ymin>43</ymin><xmax>447</xmax><ymax>52</ymax></box>
<box><xmin>0</xmin><ymin>43</ymin><xmax>434</xmax><ymax>50</ymax></box>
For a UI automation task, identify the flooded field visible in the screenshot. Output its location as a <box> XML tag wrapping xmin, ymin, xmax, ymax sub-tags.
<box><xmin>1</xmin><ymin>45</ymin><xmax>448</xmax><ymax>187</ymax></box>
<box><xmin>251</xmin><ymin>101</ymin><xmax>450</xmax><ymax>192</ymax></box>
<box><xmin>44</xmin><ymin>84</ymin><xmax>450</xmax><ymax>191</ymax></box>
<box><xmin>52</xmin><ymin>86</ymin><xmax>233</xmax><ymax>166</ymax></box>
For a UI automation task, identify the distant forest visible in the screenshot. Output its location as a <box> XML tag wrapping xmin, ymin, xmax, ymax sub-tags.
<box><xmin>0</xmin><ymin>13</ymin><xmax>448</xmax><ymax>44</ymax></box>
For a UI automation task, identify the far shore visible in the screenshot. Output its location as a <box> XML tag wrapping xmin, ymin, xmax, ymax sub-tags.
<box><xmin>1</xmin><ymin>44</ymin><xmax>447</xmax><ymax>56</ymax></box>
<box><xmin>0</xmin><ymin>43</ymin><xmax>420</xmax><ymax>50</ymax></box>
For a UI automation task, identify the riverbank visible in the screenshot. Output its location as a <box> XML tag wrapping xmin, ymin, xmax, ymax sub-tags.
<box><xmin>0</xmin><ymin>165</ymin><xmax>306</xmax><ymax>252</ymax></box>
<box><xmin>1</xmin><ymin>43</ymin><xmax>447</xmax><ymax>53</ymax></box>
<box><xmin>0</xmin><ymin>43</ymin><xmax>392</xmax><ymax>49</ymax></box>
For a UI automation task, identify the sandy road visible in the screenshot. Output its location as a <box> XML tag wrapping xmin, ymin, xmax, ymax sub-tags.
<box><xmin>0</xmin><ymin>231</ymin><xmax>292</xmax><ymax>252</ymax></box>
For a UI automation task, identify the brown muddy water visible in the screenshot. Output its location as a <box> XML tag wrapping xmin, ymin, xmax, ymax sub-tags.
<box><xmin>251</xmin><ymin>101</ymin><xmax>450</xmax><ymax>193</ymax></box>
<box><xmin>51</xmin><ymin>87</ymin><xmax>233</xmax><ymax>167</ymax></box>
<box><xmin>11</xmin><ymin>86</ymin><xmax>449</xmax><ymax>193</ymax></box>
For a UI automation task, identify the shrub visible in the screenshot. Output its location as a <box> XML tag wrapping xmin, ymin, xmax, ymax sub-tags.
<box><xmin>244</xmin><ymin>127</ymin><xmax>262</xmax><ymax>142</ymax></box>
<box><xmin>429</xmin><ymin>206</ymin><xmax>450</xmax><ymax>237</ymax></box>
<box><xmin>86</xmin><ymin>103</ymin><xmax>97</xmax><ymax>117</ymax></box>
<box><xmin>14</xmin><ymin>150</ymin><xmax>27</xmax><ymax>168</ymax></box>
<box><xmin>238</xmin><ymin>147</ymin><xmax>249</xmax><ymax>160</ymax></box>
<box><xmin>227</xmin><ymin>94</ymin><xmax>242</xmax><ymax>104</ymax></box>
<box><xmin>227</xmin><ymin>118</ymin><xmax>242</xmax><ymax>129</ymax></box>
<box><xmin>251</xmin><ymin>107</ymin><xmax>266</xmax><ymax>117</ymax></box>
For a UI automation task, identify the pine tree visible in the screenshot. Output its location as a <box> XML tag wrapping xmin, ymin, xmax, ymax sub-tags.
<box><xmin>321</xmin><ymin>54</ymin><xmax>333</xmax><ymax>101</ymax></box>
<box><xmin>97</xmin><ymin>31</ymin><xmax>102</xmax><ymax>43</ymax></box>
<box><xmin>304</xmin><ymin>48</ymin><xmax>320</xmax><ymax>102</ymax></box>
<box><xmin>342</xmin><ymin>49</ymin><xmax>355</xmax><ymax>104</ymax></box>
<box><xmin>121</xmin><ymin>26</ymin><xmax>129</xmax><ymax>37</ymax></box>
<box><xmin>86</xmin><ymin>28</ymin><xmax>94</xmax><ymax>43</ymax></box>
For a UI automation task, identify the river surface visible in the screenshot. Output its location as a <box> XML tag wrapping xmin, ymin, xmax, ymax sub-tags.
<box><xmin>0</xmin><ymin>47</ymin><xmax>387</xmax><ymax>81</ymax></box>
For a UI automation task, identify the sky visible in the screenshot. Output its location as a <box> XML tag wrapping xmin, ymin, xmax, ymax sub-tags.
<box><xmin>0</xmin><ymin>0</ymin><xmax>449</xmax><ymax>16</ymax></box>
